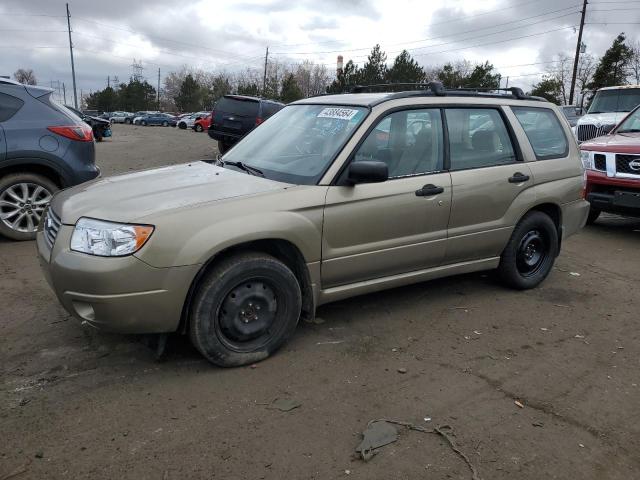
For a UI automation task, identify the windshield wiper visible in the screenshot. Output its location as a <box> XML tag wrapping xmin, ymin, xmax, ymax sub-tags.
<box><xmin>221</xmin><ymin>160</ymin><xmax>264</xmax><ymax>177</ymax></box>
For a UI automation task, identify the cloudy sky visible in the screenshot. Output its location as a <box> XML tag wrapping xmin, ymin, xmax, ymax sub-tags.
<box><xmin>1</xmin><ymin>0</ymin><xmax>639</xmax><ymax>100</ymax></box>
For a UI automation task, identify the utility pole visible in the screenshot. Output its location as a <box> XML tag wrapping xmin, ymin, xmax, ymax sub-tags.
<box><xmin>157</xmin><ymin>68</ymin><xmax>161</xmax><ymax>110</ymax></box>
<box><xmin>62</xmin><ymin>82</ymin><xmax>66</xmax><ymax>104</ymax></box>
<box><xmin>569</xmin><ymin>0</ymin><xmax>588</xmax><ymax>106</ymax></box>
<box><xmin>65</xmin><ymin>3</ymin><xmax>78</xmax><ymax>109</ymax></box>
<box><xmin>262</xmin><ymin>46</ymin><xmax>269</xmax><ymax>96</ymax></box>
<box><xmin>107</xmin><ymin>76</ymin><xmax>110</xmax><ymax>88</ymax></box>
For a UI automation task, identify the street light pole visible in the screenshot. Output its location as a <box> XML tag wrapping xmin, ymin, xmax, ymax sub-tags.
<box><xmin>66</xmin><ymin>3</ymin><xmax>78</xmax><ymax>109</ymax></box>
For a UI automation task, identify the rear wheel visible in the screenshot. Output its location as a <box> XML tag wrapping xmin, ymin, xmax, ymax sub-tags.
<box><xmin>497</xmin><ymin>211</ymin><xmax>558</xmax><ymax>290</ymax></box>
<box><xmin>189</xmin><ymin>252</ymin><xmax>302</xmax><ymax>367</ymax></box>
<box><xmin>162</xmin><ymin>121</ymin><xmax>168</xmax><ymax>127</ymax></box>
<box><xmin>124</xmin><ymin>118</ymin><xmax>131</xmax><ymax>124</ymax></box>
<box><xmin>0</xmin><ymin>173</ymin><xmax>58</xmax><ymax>241</ymax></box>
<box><xmin>586</xmin><ymin>207</ymin><xmax>600</xmax><ymax>225</ymax></box>
<box><xmin>141</xmin><ymin>120</ymin><xmax>147</xmax><ymax>126</ymax></box>
<box><xmin>178</xmin><ymin>122</ymin><xmax>186</xmax><ymax>129</ymax></box>
<box><xmin>195</xmin><ymin>124</ymin><xmax>203</xmax><ymax>132</ymax></box>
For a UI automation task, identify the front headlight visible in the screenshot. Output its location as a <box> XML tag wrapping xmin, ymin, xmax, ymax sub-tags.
<box><xmin>580</xmin><ymin>150</ymin><xmax>593</xmax><ymax>170</ymax></box>
<box><xmin>71</xmin><ymin>218</ymin><xmax>154</xmax><ymax>257</ymax></box>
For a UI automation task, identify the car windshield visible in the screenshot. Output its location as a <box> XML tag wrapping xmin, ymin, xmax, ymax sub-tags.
<box><xmin>221</xmin><ymin>104</ymin><xmax>368</xmax><ymax>185</ymax></box>
<box><xmin>617</xmin><ymin>107</ymin><xmax>640</xmax><ymax>133</ymax></box>
<box><xmin>588</xmin><ymin>88</ymin><xmax>640</xmax><ymax>114</ymax></box>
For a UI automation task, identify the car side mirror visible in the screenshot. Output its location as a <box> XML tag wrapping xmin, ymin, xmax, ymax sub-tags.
<box><xmin>347</xmin><ymin>161</ymin><xmax>388</xmax><ymax>184</ymax></box>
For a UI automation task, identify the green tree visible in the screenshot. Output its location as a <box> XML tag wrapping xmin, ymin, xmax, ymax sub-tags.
<box><xmin>175</xmin><ymin>74</ymin><xmax>202</xmax><ymax>111</ymax></box>
<box><xmin>589</xmin><ymin>33</ymin><xmax>633</xmax><ymax>90</ymax></box>
<box><xmin>85</xmin><ymin>86</ymin><xmax>117</xmax><ymax>111</ymax></box>
<box><xmin>386</xmin><ymin>50</ymin><xmax>425</xmax><ymax>84</ymax></box>
<box><xmin>435</xmin><ymin>63</ymin><xmax>467</xmax><ymax>88</ymax></box>
<box><xmin>359</xmin><ymin>44</ymin><xmax>387</xmax><ymax>85</ymax></box>
<box><xmin>117</xmin><ymin>79</ymin><xmax>157</xmax><ymax>111</ymax></box>
<box><xmin>529</xmin><ymin>76</ymin><xmax>563</xmax><ymax>104</ymax></box>
<box><xmin>465</xmin><ymin>62</ymin><xmax>501</xmax><ymax>88</ymax></box>
<box><xmin>237</xmin><ymin>82</ymin><xmax>260</xmax><ymax>96</ymax></box>
<box><xmin>279</xmin><ymin>73</ymin><xmax>303</xmax><ymax>103</ymax></box>
<box><xmin>326</xmin><ymin>60</ymin><xmax>361</xmax><ymax>93</ymax></box>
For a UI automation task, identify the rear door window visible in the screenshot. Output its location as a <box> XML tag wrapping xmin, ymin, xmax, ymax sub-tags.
<box><xmin>445</xmin><ymin>108</ymin><xmax>517</xmax><ymax>170</ymax></box>
<box><xmin>512</xmin><ymin>107</ymin><xmax>569</xmax><ymax>159</ymax></box>
<box><xmin>0</xmin><ymin>93</ymin><xmax>24</xmax><ymax>122</ymax></box>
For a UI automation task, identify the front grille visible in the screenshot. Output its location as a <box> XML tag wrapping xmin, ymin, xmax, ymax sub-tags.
<box><xmin>577</xmin><ymin>124</ymin><xmax>613</xmax><ymax>142</ymax></box>
<box><xmin>594</xmin><ymin>154</ymin><xmax>607</xmax><ymax>171</ymax></box>
<box><xmin>616</xmin><ymin>154</ymin><xmax>640</xmax><ymax>176</ymax></box>
<box><xmin>43</xmin><ymin>208</ymin><xmax>62</xmax><ymax>249</ymax></box>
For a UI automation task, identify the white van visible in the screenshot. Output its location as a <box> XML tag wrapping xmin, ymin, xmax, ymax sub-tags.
<box><xmin>576</xmin><ymin>85</ymin><xmax>640</xmax><ymax>142</ymax></box>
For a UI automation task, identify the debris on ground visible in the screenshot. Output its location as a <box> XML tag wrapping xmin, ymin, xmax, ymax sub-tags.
<box><xmin>532</xmin><ymin>421</ymin><xmax>544</xmax><ymax>427</ymax></box>
<box><xmin>514</xmin><ymin>400</ymin><xmax>524</xmax><ymax>408</ymax></box>
<box><xmin>569</xmin><ymin>272</ymin><xmax>581</xmax><ymax>277</ymax></box>
<box><xmin>316</xmin><ymin>340</ymin><xmax>344</xmax><ymax>345</ymax></box>
<box><xmin>268</xmin><ymin>398</ymin><xmax>302</xmax><ymax>412</ymax></box>
<box><xmin>397</xmin><ymin>368</ymin><xmax>407</xmax><ymax>374</ymax></box>
<box><xmin>34</xmin><ymin>451</ymin><xmax>43</xmax><ymax>459</ymax></box>
<box><xmin>356</xmin><ymin>419</ymin><xmax>481</xmax><ymax>480</ymax></box>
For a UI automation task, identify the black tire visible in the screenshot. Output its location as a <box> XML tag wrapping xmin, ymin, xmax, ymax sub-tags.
<box><xmin>189</xmin><ymin>252</ymin><xmax>302</xmax><ymax>367</ymax></box>
<box><xmin>178</xmin><ymin>122</ymin><xmax>186</xmax><ymax>130</ymax></box>
<box><xmin>124</xmin><ymin>118</ymin><xmax>131</xmax><ymax>124</ymax></box>
<box><xmin>586</xmin><ymin>207</ymin><xmax>600</xmax><ymax>225</ymax></box>
<box><xmin>162</xmin><ymin>121</ymin><xmax>168</xmax><ymax>127</ymax></box>
<box><xmin>218</xmin><ymin>140</ymin><xmax>230</xmax><ymax>154</ymax></box>
<box><xmin>0</xmin><ymin>173</ymin><xmax>59</xmax><ymax>241</ymax></box>
<box><xmin>497</xmin><ymin>211</ymin><xmax>559</xmax><ymax>290</ymax></box>
<box><xmin>141</xmin><ymin>120</ymin><xmax>147</xmax><ymax>126</ymax></box>
<box><xmin>195</xmin><ymin>124</ymin><xmax>203</xmax><ymax>132</ymax></box>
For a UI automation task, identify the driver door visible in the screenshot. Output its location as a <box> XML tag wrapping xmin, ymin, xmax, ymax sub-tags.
<box><xmin>322</xmin><ymin>108</ymin><xmax>452</xmax><ymax>288</ymax></box>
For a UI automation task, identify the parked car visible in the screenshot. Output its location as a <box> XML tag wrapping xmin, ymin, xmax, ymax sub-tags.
<box><xmin>140</xmin><ymin>113</ymin><xmax>176</xmax><ymax>126</ymax></box>
<box><xmin>123</xmin><ymin>111</ymin><xmax>145</xmax><ymax>124</ymax></box>
<box><xmin>38</xmin><ymin>83</ymin><xmax>588</xmax><ymax>366</ymax></box>
<box><xmin>193</xmin><ymin>113</ymin><xmax>211</xmax><ymax>132</ymax></box>
<box><xmin>560</xmin><ymin>105</ymin><xmax>582</xmax><ymax>127</ymax></box>
<box><xmin>0</xmin><ymin>78</ymin><xmax>99</xmax><ymax>240</ymax></box>
<box><xmin>580</xmin><ymin>103</ymin><xmax>640</xmax><ymax>223</ymax></box>
<box><xmin>66</xmin><ymin>105</ymin><xmax>112</xmax><ymax>142</ymax></box>
<box><xmin>133</xmin><ymin>111</ymin><xmax>159</xmax><ymax>125</ymax></box>
<box><xmin>208</xmin><ymin>95</ymin><xmax>284</xmax><ymax>153</ymax></box>
<box><xmin>177</xmin><ymin>111</ymin><xmax>208</xmax><ymax>129</ymax></box>
<box><xmin>576</xmin><ymin>85</ymin><xmax>640</xmax><ymax>142</ymax></box>
<box><xmin>109</xmin><ymin>111</ymin><xmax>131</xmax><ymax>124</ymax></box>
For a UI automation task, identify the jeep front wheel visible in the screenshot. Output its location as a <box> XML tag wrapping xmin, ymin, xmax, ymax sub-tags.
<box><xmin>497</xmin><ymin>211</ymin><xmax>558</xmax><ymax>290</ymax></box>
<box><xmin>189</xmin><ymin>253</ymin><xmax>302</xmax><ymax>367</ymax></box>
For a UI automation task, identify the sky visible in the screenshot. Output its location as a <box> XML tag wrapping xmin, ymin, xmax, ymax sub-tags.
<box><xmin>1</xmin><ymin>0</ymin><xmax>639</xmax><ymax>102</ymax></box>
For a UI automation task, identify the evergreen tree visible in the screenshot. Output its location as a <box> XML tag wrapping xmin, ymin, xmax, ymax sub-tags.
<box><xmin>175</xmin><ymin>74</ymin><xmax>202</xmax><ymax>111</ymax></box>
<box><xmin>359</xmin><ymin>44</ymin><xmax>387</xmax><ymax>85</ymax></box>
<box><xmin>326</xmin><ymin>60</ymin><xmax>361</xmax><ymax>93</ymax></box>
<box><xmin>436</xmin><ymin>63</ymin><xmax>466</xmax><ymax>88</ymax></box>
<box><xmin>529</xmin><ymin>76</ymin><xmax>563</xmax><ymax>104</ymax></box>
<box><xmin>466</xmin><ymin>62</ymin><xmax>501</xmax><ymax>88</ymax></box>
<box><xmin>386</xmin><ymin>50</ymin><xmax>425</xmax><ymax>84</ymax></box>
<box><xmin>279</xmin><ymin>73</ymin><xmax>303</xmax><ymax>103</ymax></box>
<box><xmin>589</xmin><ymin>33</ymin><xmax>633</xmax><ymax>90</ymax></box>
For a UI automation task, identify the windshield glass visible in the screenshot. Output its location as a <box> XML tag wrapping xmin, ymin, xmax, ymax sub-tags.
<box><xmin>588</xmin><ymin>88</ymin><xmax>640</xmax><ymax>114</ymax></box>
<box><xmin>222</xmin><ymin>104</ymin><xmax>368</xmax><ymax>184</ymax></box>
<box><xmin>617</xmin><ymin>107</ymin><xmax>640</xmax><ymax>132</ymax></box>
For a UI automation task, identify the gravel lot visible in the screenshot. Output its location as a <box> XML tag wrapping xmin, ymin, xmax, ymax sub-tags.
<box><xmin>1</xmin><ymin>124</ymin><xmax>639</xmax><ymax>479</ymax></box>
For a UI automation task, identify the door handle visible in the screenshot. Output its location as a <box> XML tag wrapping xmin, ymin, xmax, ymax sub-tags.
<box><xmin>508</xmin><ymin>172</ymin><xmax>530</xmax><ymax>183</ymax></box>
<box><xmin>415</xmin><ymin>184</ymin><xmax>444</xmax><ymax>196</ymax></box>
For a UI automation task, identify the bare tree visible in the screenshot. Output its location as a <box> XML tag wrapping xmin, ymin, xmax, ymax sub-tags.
<box><xmin>13</xmin><ymin>68</ymin><xmax>37</xmax><ymax>85</ymax></box>
<box><xmin>629</xmin><ymin>41</ymin><xmax>640</xmax><ymax>84</ymax></box>
<box><xmin>295</xmin><ymin>60</ymin><xmax>330</xmax><ymax>97</ymax></box>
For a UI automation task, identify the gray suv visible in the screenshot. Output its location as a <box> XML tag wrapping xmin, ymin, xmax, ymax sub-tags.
<box><xmin>0</xmin><ymin>78</ymin><xmax>99</xmax><ymax>240</ymax></box>
<box><xmin>38</xmin><ymin>83</ymin><xmax>589</xmax><ymax>367</ymax></box>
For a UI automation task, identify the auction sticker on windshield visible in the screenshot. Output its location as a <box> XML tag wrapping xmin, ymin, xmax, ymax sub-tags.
<box><xmin>317</xmin><ymin>107</ymin><xmax>360</xmax><ymax>120</ymax></box>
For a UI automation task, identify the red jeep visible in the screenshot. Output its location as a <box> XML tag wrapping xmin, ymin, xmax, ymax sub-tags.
<box><xmin>580</xmin><ymin>104</ymin><xmax>640</xmax><ymax>224</ymax></box>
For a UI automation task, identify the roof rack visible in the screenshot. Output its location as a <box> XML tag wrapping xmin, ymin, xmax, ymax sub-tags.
<box><xmin>452</xmin><ymin>86</ymin><xmax>527</xmax><ymax>99</ymax></box>
<box><xmin>350</xmin><ymin>82</ymin><xmax>446</xmax><ymax>96</ymax></box>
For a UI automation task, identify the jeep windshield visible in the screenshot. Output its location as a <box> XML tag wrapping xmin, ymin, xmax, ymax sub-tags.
<box><xmin>220</xmin><ymin>104</ymin><xmax>368</xmax><ymax>184</ymax></box>
<box><xmin>588</xmin><ymin>88</ymin><xmax>640</xmax><ymax>114</ymax></box>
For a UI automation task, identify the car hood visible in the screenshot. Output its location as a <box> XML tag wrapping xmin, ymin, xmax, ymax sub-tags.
<box><xmin>581</xmin><ymin>132</ymin><xmax>640</xmax><ymax>153</ymax></box>
<box><xmin>51</xmin><ymin>161</ymin><xmax>288</xmax><ymax>224</ymax></box>
<box><xmin>577</xmin><ymin>112</ymin><xmax>626</xmax><ymax>127</ymax></box>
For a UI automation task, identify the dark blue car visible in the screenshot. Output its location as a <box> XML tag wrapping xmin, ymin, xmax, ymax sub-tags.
<box><xmin>140</xmin><ymin>113</ymin><xmax>176</xmax><ymax>127</ymax></box>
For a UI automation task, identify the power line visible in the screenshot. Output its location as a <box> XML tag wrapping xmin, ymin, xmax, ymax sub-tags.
<box><xmin>0</xmin><ymin>13</ymin><xmax>64</xmax><ymax>17</ymax></box>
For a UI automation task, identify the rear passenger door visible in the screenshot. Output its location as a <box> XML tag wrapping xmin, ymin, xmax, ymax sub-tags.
<box><xmin>444</xmin><ymin>107</ymin><xmax>534</xmax><ymax>264</ymax></box>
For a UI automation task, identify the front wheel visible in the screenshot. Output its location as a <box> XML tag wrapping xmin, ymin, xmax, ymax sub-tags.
<box><xmin>189</xmin><ymin>253</ymin><xmax>302</xmax><ymax>367</ymax></box>
<box><xmin>0</xmin><ymin>173</ymin><xmax>58</xmax><ymax>241</ymax></box>
<box><xmin>586</xmin><ymin>207</ymin><xmax>600</xmax><ymax>225</ymax></box>
<box><xmin>195</xmin><ymin>124</ymin><xmax>203</xmax><ymax>132</ymax></box>
<box><xmin>141</xmin><ymin>120</ymin><xmax>147</xmax><ymax>126</ymax></box>
<box><xmin>162</xmin><ymin>121</ymin><xmax>168</xmax><ymax>127</ymax></box>
<box><xmin>497</xmin><ymin>211</ymin><xmax>559</xmax><ymax>290</ymax></box>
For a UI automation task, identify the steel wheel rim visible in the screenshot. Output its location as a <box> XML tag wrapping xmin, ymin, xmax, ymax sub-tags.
<box><xmin>0</xmin><ymin>182</ymin><xmax>52</xmax><ymax>233</ymax></box>
<box><xmin>516</xmin><ymin>229</ymin><xmax>547</xmax><ymax>277</ymax></box>
<box><xmin>214</xmin><ymin>278</ymin><xmax>279</xmax><ymax>352</ymax></box>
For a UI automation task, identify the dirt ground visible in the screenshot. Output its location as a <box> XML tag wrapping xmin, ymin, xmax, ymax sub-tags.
<box><xmin>1</xmin><ymin>124</ymin><xmax>639</xmax><ymax>480</ymax></box>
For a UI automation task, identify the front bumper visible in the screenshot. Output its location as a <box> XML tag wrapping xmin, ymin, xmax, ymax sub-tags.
<box><xmin>586</xmin><ymin>170</ymin><xmax>640</xmax><ymax>216</ymax></box>
<box><xmin>37</xmin><ymin>225</ymin><xmax>200</xmax><ymax>334</ymax></box>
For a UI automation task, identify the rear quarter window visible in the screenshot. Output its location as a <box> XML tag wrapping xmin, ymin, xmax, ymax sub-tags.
<box><xmin>512</xmin><ymin>107</ymin><xmax>569</xmax><ymax>160</ymax></box>
<box><xmin>217</xmin><ymin>98</ymin><xmax>259</xmax><ymax>117</ymax></box>
<box><xmin>0</xmin><ymin>92</ymin><xmax>25</xmax><ymax>122</ymax></box>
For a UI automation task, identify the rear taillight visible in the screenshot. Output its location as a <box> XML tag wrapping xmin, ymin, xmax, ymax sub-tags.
<box><xmin>48</xmin><ymin>124</ymin><xmax>93</xmax><ymax>142</ymax></box>
<box><xmin>255</xmin><ymin>117</ymin><xmax>264</xmax><ymax>126</ymax></box>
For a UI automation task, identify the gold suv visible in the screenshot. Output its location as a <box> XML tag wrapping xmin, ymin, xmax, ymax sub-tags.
<box><xmin>37</xmin><ymin>83</ymin><xmax>589</xmax><ymax>366</ymax></box>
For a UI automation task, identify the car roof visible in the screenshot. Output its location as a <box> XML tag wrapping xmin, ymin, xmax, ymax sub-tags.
<box><xmin>598</xmin><ymin>84</ymin><xmax>640</xmax><ymax>91</ymax></box>
<box><xmin>223</xmin><ymin>94</ymin><xmax>283</xmax><ymax>105</ymax></box>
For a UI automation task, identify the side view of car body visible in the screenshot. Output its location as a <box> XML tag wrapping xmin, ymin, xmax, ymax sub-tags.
<box><xmin>177</xmin><ymin>111</ymin><xmax>208</xmax><ymax>129</ymax></box>
<box><xmin>38</xmin><ymin>84</ymin><xmax>588</xmax><ymax>366</ymax></box>
<box><xmin>140</xmin><ymin>113</ymin><xmax>176</xmax><ymax>126</ymax></box>
<box><xmin>208</xmin><ymin>95</ymin><xmax>284</xmax><ymax>153</ymax></box>
<box><xmin>581</xmin><ymin>103</ymin><xmax>640</xmax><ymax>223</ymax></box>
<box><xmin>193</xmin><ymin>113</ymin><xmax>211</xmax><ymax>132</ymax></box>
<box><xmin>0</xmin><ymin>78</ymin><xmax>99</xmax><ymax>240</ymax></box>
<box><xmin>109</xmin><ymin>111</ymin><xmax>132</xmax><ymax>123</ymax></box>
